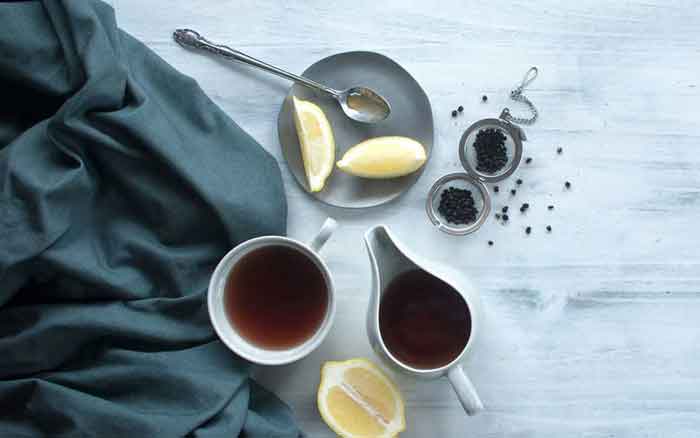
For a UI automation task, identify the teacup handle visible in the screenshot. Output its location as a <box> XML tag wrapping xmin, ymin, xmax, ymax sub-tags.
<box><xmin>309</xmin><ymin>218</ymin><xmax>338</xmax><ymax>252</ymax></box>
<box><xmin>447</xmin><ymin>365</ymin><xmax>484</xmax><ymax>416</ymax></box>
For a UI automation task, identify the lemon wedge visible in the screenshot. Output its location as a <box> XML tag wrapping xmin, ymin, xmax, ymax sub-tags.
<box><xmin>318</xmin><ymin>358</ymin><xmax>406</xmax><ymax>438</ymax></box>
<box><xmin>336</xmin><ymin>136</ymin><xmax>426</xmax><ymax>179</ymax></box>
<box><xmin>292</xmin><ymin>96</ymin><xmax>335</xmax><ymax>192</ymax></box>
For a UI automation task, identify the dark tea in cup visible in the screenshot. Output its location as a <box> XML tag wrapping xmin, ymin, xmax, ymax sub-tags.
<box><xmin>224</xmin><ymin>245</ymin><xmax>328</xmax><ymax>350</ymax></box>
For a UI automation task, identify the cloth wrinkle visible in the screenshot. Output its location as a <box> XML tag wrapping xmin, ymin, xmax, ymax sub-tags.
<box><xmin>0</xmin><ymin>1</ymin><xmax>299</xmax><ymax>436</ymax></box>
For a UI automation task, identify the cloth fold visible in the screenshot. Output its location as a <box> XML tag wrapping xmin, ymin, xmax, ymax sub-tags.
<box><xmin>0</xmin><ymin>1</ymin><xmax>301</xmax><ymax>436</ymax></box>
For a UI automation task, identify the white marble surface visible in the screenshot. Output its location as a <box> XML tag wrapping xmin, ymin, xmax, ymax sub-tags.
<box><xmin>113</xmin><ymin>1</ymin><xmax>700</xmax><ymax>436</ymax></box>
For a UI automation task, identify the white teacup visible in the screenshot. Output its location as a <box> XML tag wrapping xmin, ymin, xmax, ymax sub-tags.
<box><xmin>208</xmin><ymin>218</ymin><xmax>337</xmax><ymax>365</ymax></box>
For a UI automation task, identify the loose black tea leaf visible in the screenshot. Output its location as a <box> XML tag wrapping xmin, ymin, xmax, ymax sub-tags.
<box><xmin>473</xmin><ymin>128</ymin><xmax>508</xmax><ymax>174</ymax></box>
<box><xmin>438</xmin><ymin>186</ymin><xmax>478</xmax><ymax>225</ymax></box>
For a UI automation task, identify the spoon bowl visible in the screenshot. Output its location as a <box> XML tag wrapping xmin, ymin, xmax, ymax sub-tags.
<box><xmin>339</xmin><ymin>87</ymin><xmax>391</xmax><ymax>123</ymax></box>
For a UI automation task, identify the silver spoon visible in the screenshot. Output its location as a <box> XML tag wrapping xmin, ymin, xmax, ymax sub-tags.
<box><xmin>173</xmin><ymin>29</ymin><xmax>391</xmax><ymax>124</ymax></box>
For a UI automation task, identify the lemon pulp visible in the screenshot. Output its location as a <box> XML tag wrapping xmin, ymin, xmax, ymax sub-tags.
<box><xmin>292</xmin><ymin>96</ymin><xmax>335</xmax><ymax>192</ymax></box>
<box><xmin>317</xmin><ymin>358</ymin><xmax>406</xmax><ymax>438</ymax></box>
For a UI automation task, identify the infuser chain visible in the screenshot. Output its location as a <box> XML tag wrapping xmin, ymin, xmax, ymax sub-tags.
<box><xmin>501</xmin><ymin>67</ymin><xmax>539</xmax><ymax>126</ymax></box>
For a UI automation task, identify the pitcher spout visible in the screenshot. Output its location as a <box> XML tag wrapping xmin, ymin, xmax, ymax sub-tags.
<box><xmin>364</xmin><ymin>225</ymin><xmax>417</xmax><ymax>291</ymax></box>
<box><xmin>364</xmin><ymin>225</ymin><xmax>418</xmax><ymax>357</ymax></box>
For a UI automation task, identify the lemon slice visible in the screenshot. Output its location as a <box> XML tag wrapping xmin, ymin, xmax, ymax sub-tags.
<box><xmin>318</xmin><ymin>358</ymin><xmax>406</xmax><ymax>438</ymax></box>
<box><xmin>336</xmin><ymin>136</ymin><xmax>426</xmax><ymax>179</ymax></box>
<box><xmin>292</xmin><ymin>96</ymin><xmax>335</xmax><ymax>192</ymax></box>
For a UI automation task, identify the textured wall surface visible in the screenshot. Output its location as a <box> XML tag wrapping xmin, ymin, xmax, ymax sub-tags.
<box><xmin>114</xmin><ymin>1</ymin><xmax>700</xmax><ymax>436</ymax></box>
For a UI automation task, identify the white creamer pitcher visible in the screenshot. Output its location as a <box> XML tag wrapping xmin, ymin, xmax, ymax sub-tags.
<box><xmin>364</xmin><ymin>225</ymin><xmax>484</xmax><ymax>416</ymax></box>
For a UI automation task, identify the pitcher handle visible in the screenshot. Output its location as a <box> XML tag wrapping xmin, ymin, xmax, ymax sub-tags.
<box><xmin>447</xmin><ymin>365</ymin><xmax>484</xmax><ymax>416</ymax></box>
<box><xmin>309</xmin><ymin>218</ymin><xmax>338</xmax><ymax>252</ymax></box>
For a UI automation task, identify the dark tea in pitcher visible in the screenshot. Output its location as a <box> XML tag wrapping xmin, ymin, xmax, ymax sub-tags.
<box><xmin>379</xmin><ymin>269</ymin><xmax>471</xmax><ymax>369</ymax></box>
<box><xmin>224</xmin><ymin>245</ymin><xmax>328</xmax><ymax>350</ymax></box>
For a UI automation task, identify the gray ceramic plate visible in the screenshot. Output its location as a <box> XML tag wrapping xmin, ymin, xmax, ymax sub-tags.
<box><xmin>278</xmin><ymin>51</ymin><xmax>434</xmax><ymax>208</ymax></box>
